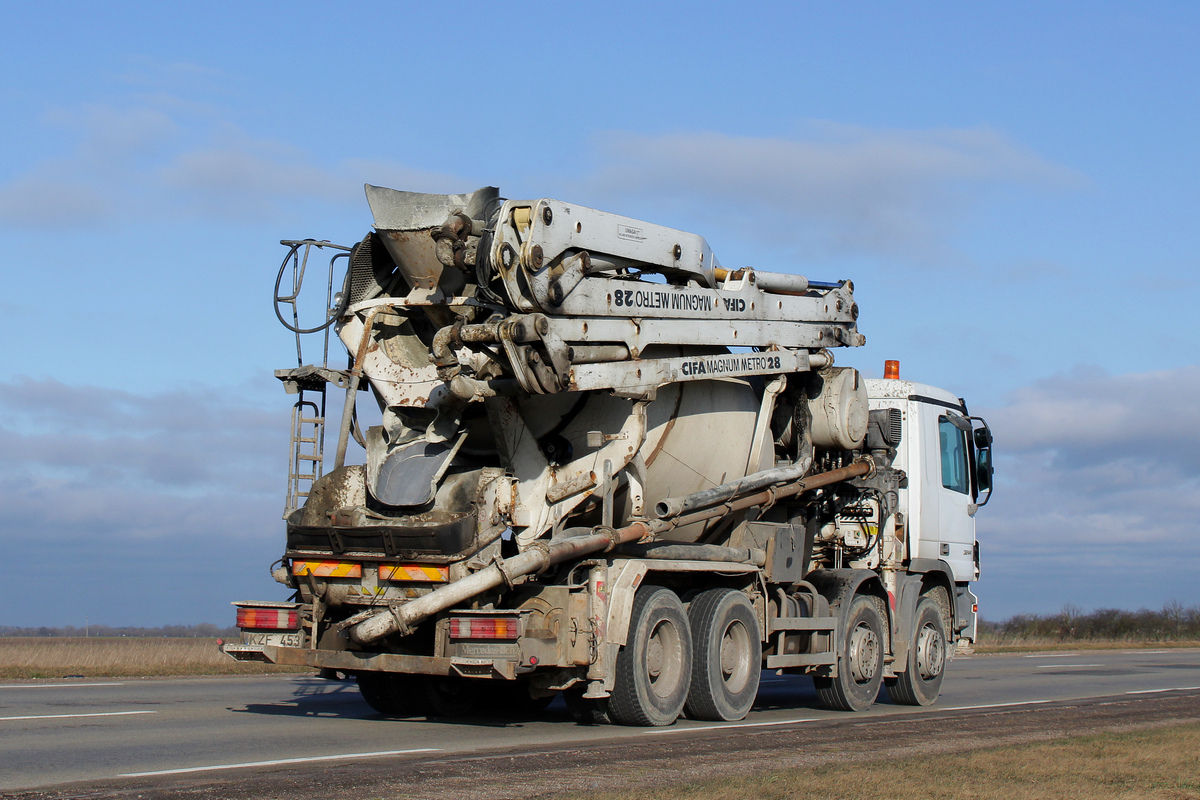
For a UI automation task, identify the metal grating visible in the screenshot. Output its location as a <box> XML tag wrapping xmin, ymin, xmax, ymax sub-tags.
<box><xmin>887</xmin><ymin>407</ymin><xmax>903</xmax><ymax>444</ymax></box>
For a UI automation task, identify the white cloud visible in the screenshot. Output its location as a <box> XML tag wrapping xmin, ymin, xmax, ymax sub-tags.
<box><xmin>0</xmin><ymin>82</ymin><xmax>463</xmax><ymax>229</ymax></box>
<box><xmin>973</xmin><ymin>364</ymin><xmax>1200</xmax><ymax>615</ymax></box>
<box><xmin>2</xmin><ymin>72</ymin><xmax>1078</xmax><ymax>251</ymax></box>
<box><xmin>0</xmin><ymin>377</ymin><xmax>294</xmax><ymax>624</ymax></box>
<box><xmin>580</xmin><ymin>123</ymin><xmax>1083</xmax><ymax>262</ymax></box>
<box><xmin>43</xmin><ymin>103</ymin><xmax>180</xmax><ymax>163</ymax></box>
<box><xmin>987</xmin><ymin>364</ymin><xmax>1200</xmax><ymax>455</ymax></box>
<box><xmin>0</xmin><ymin>171</ymin><xmax>116</xmax><ymax>227</ymax></box>
<box><xmin>0</xmin><ymin>377</ymin><xmax>283</xmax><ymax>514</ymax></box>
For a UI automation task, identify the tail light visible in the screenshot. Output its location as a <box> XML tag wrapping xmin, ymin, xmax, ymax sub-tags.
<box><xmin>449</xmin><ymin>614</ymin><xmax>522</xmax><ymax>640</ymax></box>
<box><xmin>236</xmin><ymin>606</ymin><xmax>301</xmax><ymax>631</ymax></box>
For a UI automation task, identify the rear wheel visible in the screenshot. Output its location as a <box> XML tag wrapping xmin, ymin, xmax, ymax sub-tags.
<box><xmin>815</xmin><ymin>594</ymin><xmax>885</xmax><ymax>712</ymax></box>
<box><xmin>684</xmin><ymin>589</ymin><xmax>761</xmax><ymax>721</ymax></box>
<box><xmin>887</xmin><ymin>597</ymin><xmax>947</xmax><ymax>706</ymax></box>
<box><xmin>489</xmin><ymin>680</ymin><xmax>554</xmax><ymax>717</ymax></box>
<box><xmin>356</xmin><ymin>671</ymin><xmax>430</xmax><ymax>717</ymax></box>
<box><xmin>608</xmin><ymin>586</ymin><xmax>693</xmax><ymax>726</ymax></box>
<box><xmin>424</xmin><ymin>675</ymin><xmax>480</xmax><ymax>717</ymax></box>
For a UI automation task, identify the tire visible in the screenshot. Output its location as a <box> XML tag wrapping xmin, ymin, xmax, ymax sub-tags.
<box><xmin>608</xmin><ymin>586</ymin><xmax>693</xmax><ymax>726</ymax></box>
<box><xmin>924</xmin><ymin>585</ymin><xmax>952</xmax><ymax>642</ymax></box>
<box><xmin>814</xmin><ymin>594</ymin><xmax>885</xmax><ymax>712</ymax></box>
<box><xmin>887</xmin><ymin>597</ymin><xmax>947</xmax><ymax>706</ymax></box>
<box><xmin>356</xmin><ymin>671</ymin><xmax>431</xmax><ymax>717</ymax></box>
<box><xmin>424</xmin><ymin>675</ymin><xmax>480</xmax><ymax>717</ymax></box>
<box><xmin>489</xmin><ymin>680</ymin><xmax>554</xmax><ymax>718</ymax></box>
<box><xmin>684</xmin><ymin>589</ymin><xmax>762</xmax><ymax>721</ymax></box>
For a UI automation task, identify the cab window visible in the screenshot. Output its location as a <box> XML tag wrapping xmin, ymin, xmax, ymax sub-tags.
<box><xmin>938</xmin><ymin>416</ymin><xmax>970</xmax><ymax>494</ymax></box>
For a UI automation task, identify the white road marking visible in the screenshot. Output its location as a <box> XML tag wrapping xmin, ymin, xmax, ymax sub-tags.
<box><xmin>646</xmin><ymin>717</ymin><xmax>821</xmax><ymax>734</ymax></box>
<box><xmin>1</xmin><ymin>710</ymin><xmax>156</xmax><ymax>722</ymax></box>
<box><xmin>1035</xmin><ymin>664</ymin><xmax>1103</xmax><ymax>668</ymax></box>
<box><xmin>1023</xmin><ymin>653</ymin><xmax>1079</xmax><ymax>658</ymax></box>
<box><xmin>120</xmin><ymin>748</ymin><xmax>442</xmax><ymax>777</ymax></box>
<box><xmin>942</xmin><ymin>700</ymin><xmax>1053</xmax><ymax>711</ymax></box>
<box><xmin>0</xmin><ymin>682</ymin><xmax>124</xmax><ymax>689</ymax></box>
<box><xmin>1125</xmin><ymin>686</ymin><xmax>1200</xmax><ymax>695</ymax></box>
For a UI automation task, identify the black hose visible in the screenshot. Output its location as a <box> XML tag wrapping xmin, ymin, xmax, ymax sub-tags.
<box><xmin>273</xmin><ymin>240</ymin><xmax>353</xmax><ymax>334</ymax></box>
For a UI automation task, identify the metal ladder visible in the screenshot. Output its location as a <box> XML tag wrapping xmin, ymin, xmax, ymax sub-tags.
<box><xmin>274</xmin><ymin>239</ymin><xmax>353</xmax><ymax>519</ymax></box>
<box><xmin>285</xmin><ymin>392</ymin><xmax>325</xmax><ymax>519</ymax></box>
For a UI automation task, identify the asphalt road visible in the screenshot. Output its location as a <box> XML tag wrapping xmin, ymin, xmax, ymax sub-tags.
<box><xmin>2</xmin><ymin>648</ymin><xmax>1198</xmax><ymax>794</ymax></box>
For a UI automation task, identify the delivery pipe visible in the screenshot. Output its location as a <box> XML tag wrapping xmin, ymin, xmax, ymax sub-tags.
<box><xmin>345</xmin><ymin>458</ymin><xmax>873</xmax><ymax>645</ymax></box>
<box><xmin>347</xmin><ymin>520</ymin><xmax>655</xmax><ymax>644</ymax></box>
<box><xmin>654</xmin><ymin>457</ymin><xmax>813</xmax><ymax>520</ymax></box>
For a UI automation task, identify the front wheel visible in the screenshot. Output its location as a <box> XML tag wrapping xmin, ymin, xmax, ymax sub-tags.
<box><xmin>887</xmin><ymin>596</ymin><xmax>947</xmax><ymax>706</ymax></box>
<box><xmin>608</xmin><ymin>586</ymin><xmax>693</xmax><ymax>726</ymax></box>
<box><xmin>815</xmin><ymin>594</ymin><xmax>885</xmax><ymax>712</ymax></box>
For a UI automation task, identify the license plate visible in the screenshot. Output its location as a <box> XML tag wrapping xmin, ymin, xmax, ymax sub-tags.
<box><xmin>244</xmin><ymin>632</ymin><xmax>302</xmax><ymax>648</ymax></box>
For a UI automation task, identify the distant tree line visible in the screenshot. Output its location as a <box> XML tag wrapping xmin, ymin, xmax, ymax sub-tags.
<box><xmin>0</xmin><ymin>624</ymin><xmax>241</xmax><ymax>638</ymax></box>
<box><xmin>979</xmin><ymin>601</ymin><xmax>1200</xmax><ymax>643</ymax></box>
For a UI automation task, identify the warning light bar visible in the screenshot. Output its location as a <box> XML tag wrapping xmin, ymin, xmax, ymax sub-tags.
<box><xmin>448</xmin><ymin>616</ymin><xmax>522</xmax><ymax>640</ymax></box>
<box><xmin>236</xmin><ymin>607</ymin><xmax>301</xmax><ymax>631</ymax></box>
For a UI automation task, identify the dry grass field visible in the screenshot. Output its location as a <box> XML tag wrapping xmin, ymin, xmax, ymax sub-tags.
<box><xmin>566</xmin><ymin>723</ymin><xmax>1200</xmax><ymax>800</ymax></box>
<box><xmin>973</xmin><ymin>636</ymin><xmax>1200</xmax><ymax>654</ymax></box>
<box><xmin>0</xmin><ymin>637</ymin><xmax>308</xmax><ymax>679</ymax></box>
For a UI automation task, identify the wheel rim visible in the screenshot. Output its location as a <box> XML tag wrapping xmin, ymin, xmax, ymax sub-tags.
<box><xmin>848</xmin><ymin>621</ymin><xmax>880</xmax><ymax>684</ymax></box>
<box><xmin>915</xmin><ymin>622</ymin><xmax>945</xmax><ymax>681</ymax></box>
<box><xmin>719</xmin><ymin>619</ymin><xmax>753</xmax><ymax>693</ymax></box>
<box><xmin>647</xmin><ymin>618</ymin><xmax>684</xmax><ymax>698</ymax></box>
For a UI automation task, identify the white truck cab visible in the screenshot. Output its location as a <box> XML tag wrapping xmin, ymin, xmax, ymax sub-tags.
<box><xmin>867</xmin><ymin>372</ymin><xmax>992</xmax><ymax>644</ymax></box>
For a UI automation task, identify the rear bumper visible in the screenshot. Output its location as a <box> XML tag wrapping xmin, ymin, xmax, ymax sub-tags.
<box><xmin>223</xmin><ymin>641</ymin><xmax>456</xmax><ymax>676</ymax></box>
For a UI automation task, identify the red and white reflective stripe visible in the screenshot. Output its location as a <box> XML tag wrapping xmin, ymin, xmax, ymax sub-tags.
<box><xmin>448</xmin><ymin>617</ymin><xmax>521</xmax><ymax>640</ymax></box>
<box><xmin>237</xmin><ymin>608</ymin><xmax>300</xmax><ymax>630</ymax></box>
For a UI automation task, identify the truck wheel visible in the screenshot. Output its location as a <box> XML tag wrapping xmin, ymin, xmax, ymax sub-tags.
<box><xmin>815</xmin><ymin>594</ymin><xmax>884</xmax><ymax>712</ymax></box>
<box><xmin>425</xmin><ymin>675</ymin><xmax>480</xmax><ymax>717</ymax></box>
<box><xmin>490</xmin><ymin>680</ymin><xmax>554</xmax><ymax>717</ymax></box>
<box><xmin>684</xmin><ymin>588</ymin><xmax>761</xmax><ymax>721</ymax></box>
<box><xmin>608</xmin><ymin>586</ymin><xmax>693</xmax><ymax>726</ymax></box>
<box><xmin>887</xmin><ymin>597</ymin><xmax>947</xmax><ymax>706</ymax></box>
<box><xmin>356</xmin><ymin>671</ymin><xmax>431</xmax><ymax>717</ymax></box>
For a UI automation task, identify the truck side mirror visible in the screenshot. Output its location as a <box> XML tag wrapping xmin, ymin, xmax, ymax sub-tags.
<box><xmin>975</xmin><ymin>447</ymin><xmax>992</xmax><ymax>496</ymax></box>
<box><xmin>969</xmin><ymin>417</ymin><xmax>993</xmax><ymax>507</ymax></box>
<box><xmin>973</xmin><ymin>426</ymin><xmax>993</xmax><ymax>449</ymax></box>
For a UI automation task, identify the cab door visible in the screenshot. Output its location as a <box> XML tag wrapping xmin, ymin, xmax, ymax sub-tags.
<box><xmin>934</xmin><ymin>412</ymin><xmax>976</xmax><ymax>581</ymax></box>
<box><xmin>916</xmin><ymin>405</ymin><xmax>975</xmax><ymax>581</ymax></box>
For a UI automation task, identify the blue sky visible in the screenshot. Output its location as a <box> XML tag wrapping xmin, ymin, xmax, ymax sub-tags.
<box><xmin>1</xmin><ymin>2</ymin><xmax>1197</xmax><ymax>626</ymax></box>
